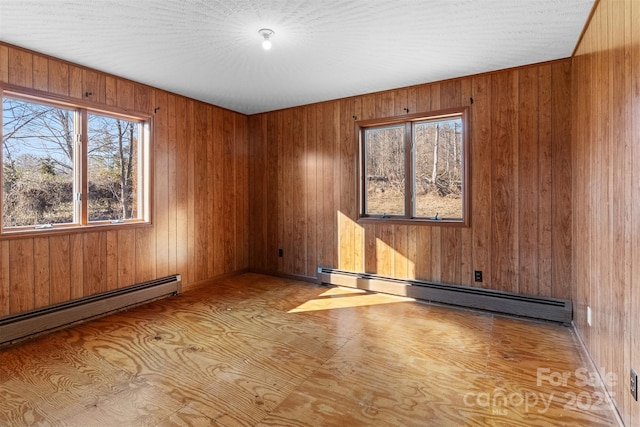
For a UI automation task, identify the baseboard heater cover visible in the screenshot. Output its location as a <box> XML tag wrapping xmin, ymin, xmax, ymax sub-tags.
<box><xmin>0</xmin><ymin>274</ymin><xmax>181</xmax><ymax>345</ymax></box>
<box><xmin>317</xmin><ymin>268</ymin><xmax>572</xmax><ymax>324</ymax></box>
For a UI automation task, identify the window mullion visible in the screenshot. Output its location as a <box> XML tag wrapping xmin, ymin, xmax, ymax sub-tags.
<box><xmin>404</xmin><ymin>122</ymin><xmax>412</xmax><ymax>218</ymax></box>
<box><xmin>79</xmin><ymin>109</ymin><xmax>88</xmax><ymax>225</ymax></box>
<box><xmin>359</xmin><ymin>129</ymin><xmax>366</xmax><ymax>217</ymax></box>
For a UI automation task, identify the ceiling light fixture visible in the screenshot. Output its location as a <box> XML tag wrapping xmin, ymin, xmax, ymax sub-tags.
<box><xmin>259</xmin><ymin>28</ymin><xmax>274</xmax><ymax>50</ymax></box>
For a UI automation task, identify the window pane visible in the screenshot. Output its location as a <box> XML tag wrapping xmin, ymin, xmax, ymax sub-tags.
<box><xmin>413</xmin><ymin>117</ymin><xmax>463</xmax><ymax>219</ymax></box>
<box><xmin>2</xmin><ymin>97</ymin><xmax>75</xmax><ymax>227</ymax></box>
<box><xmin>364</xmin><ymin>125</ymin><xmax>405</xmax><ymax>215</ymax></box>
<box><xmin>87</xmin><ymin>114</ymin><xmax>140</xmax><ymax>221</ymax></box>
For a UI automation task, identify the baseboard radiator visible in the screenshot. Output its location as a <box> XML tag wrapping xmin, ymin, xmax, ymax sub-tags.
<box><xmin>317</xmin><ymin>268</ymin><xmax>572</xmax><ymax>324</ymax></box>
<box><xmin>0</xmin><ymin>274</ymin><xmax>181</xmax><ymax>345</ymax></box>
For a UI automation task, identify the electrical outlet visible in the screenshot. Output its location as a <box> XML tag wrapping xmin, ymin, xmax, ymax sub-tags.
<box><xmin>587</xmin><ymin>306</ymin><xmax>592</xmax><ymax>326</ymax></box>
<box><xmin>631</xmin><ymin>369</ymin><xmax>638</xmax><ymax>401</ymax></box>
<box><xmin>474</xmin><ymin>270</ymin><xmax>483</xmax><ymax>282</ymax></box>
<box><xmin>278</xmin><ymin>249</ymin><xmax>283</xmax><ymax>257</ymax></box>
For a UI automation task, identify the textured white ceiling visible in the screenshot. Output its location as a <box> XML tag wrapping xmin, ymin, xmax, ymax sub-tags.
<box><xmin>0</xmin><ymin>0</ymin><xmax>593</xmax><ymax>114</ymax></box>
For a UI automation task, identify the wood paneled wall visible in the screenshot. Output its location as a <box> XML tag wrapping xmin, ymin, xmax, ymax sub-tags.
<box><xmin>249</xmin><ymin>60</ymin><xmax>572</xmax><ymax>299</ymax></box>
<box><xmin>0</xmin><ymin>43</ymin><xmax>249</xmax><ymax>318</ymax></box>
<box><xmin>572</xmin><ymin>0</ymin><xmax>639</xmax><ymax>424</ymax></box>
<box><xmin>5</xmin><ymin>11</ymin><xmax>636</xmax><ymax>423</ymax></box>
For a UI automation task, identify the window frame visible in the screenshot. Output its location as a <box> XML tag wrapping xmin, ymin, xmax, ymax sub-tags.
<box><xmin>357</xmin><ymin>107</ymin><xmax>470</xmax><ymax>226</ymax></box>
<box><xmin>0</xmin><ymin>85</ymin><xmax>153</xmax><ymax>238</ymax></box>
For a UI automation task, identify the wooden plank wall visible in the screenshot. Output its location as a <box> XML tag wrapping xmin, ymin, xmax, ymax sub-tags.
<box><xmin>572</xmin><ymin>0</ymin><xmax>639</xmax><ymax>424</ymax></box>
<box><xmin>0</xmin><ymin>42</ymin><xmax>250</xmax><ymax>318</ymax></box>
<box><xmin>248</xmin><ymin>59</ymin><xmax>572</xmax><ymax>300</ymax></box>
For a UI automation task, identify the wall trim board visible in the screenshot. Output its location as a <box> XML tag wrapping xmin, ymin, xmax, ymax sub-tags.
<box><xmin>571</xmin><ymin>322</ymin><xmax>625</xmax><ymax>427</ymax></box>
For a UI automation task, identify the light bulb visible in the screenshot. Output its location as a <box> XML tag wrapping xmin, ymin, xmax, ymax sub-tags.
<box><xmin>259</xmin><ymin>29</ymin><xmax>274</xmax><ymax>51</ymax></box>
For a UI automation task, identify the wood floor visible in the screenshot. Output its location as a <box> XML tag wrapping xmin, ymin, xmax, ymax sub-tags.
<box><xmin>0</xmin><ymin>273</ymin><xmax>619</xmax><ymax>426</ymax></box>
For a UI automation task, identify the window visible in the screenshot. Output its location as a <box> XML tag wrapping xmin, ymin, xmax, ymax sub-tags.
<box><xmin>87</xmin><ymin>113</ymin><xmax>141</xmax><ymax>222</ymax></box>
<box><xmin>2</xmin><ymin>90</ymin><xmax>151</xmax><ymax>233</ymax></box>
<box><xmin>358</xmin><ymin>108</ymin><xmax>469</xmax><ymax>225</ymax></box>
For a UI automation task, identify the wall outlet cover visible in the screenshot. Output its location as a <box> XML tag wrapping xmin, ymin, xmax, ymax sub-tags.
<box><xmin>474</xmin><ymin>270</ymin><xmax>483</xmax><ymax>282</ymax></box>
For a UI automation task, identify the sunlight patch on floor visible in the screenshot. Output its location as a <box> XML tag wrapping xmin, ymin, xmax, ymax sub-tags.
<box><xmin>317</xmin><ymin>287</ymin><xmax>367</xmax><ymax>297</ymax></box>
<box><xmin>288</xmin><ymin>287</ymin><xmax>414</xmax><ymax>313</ymax></box>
